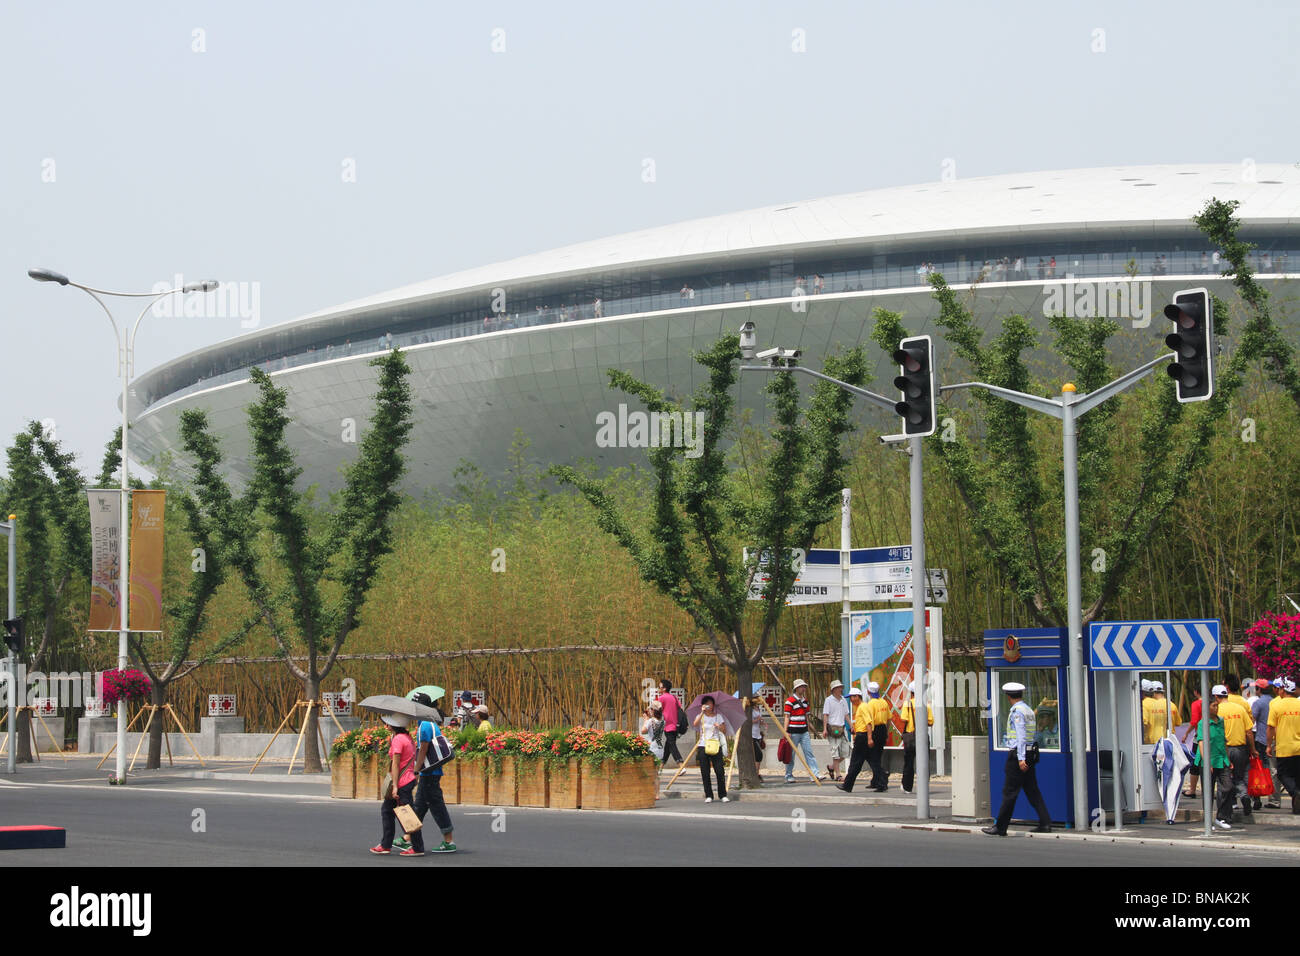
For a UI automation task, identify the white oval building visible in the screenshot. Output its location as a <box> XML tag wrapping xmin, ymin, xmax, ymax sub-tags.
<box><xmin>131</xmin><ymin>164</ymin><xmax>1300</xmax><ymax>492</ymax></box>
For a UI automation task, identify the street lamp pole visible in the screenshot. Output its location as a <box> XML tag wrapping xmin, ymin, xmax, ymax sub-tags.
<box><xmin>940</xmin><ymin>351</ymin><xmax>1172</xmax><ymax>830</ymax></box>
<box><xmin>28</xmin><ymin>269</ymin><xmax>217</xmax><ymax>782</ymax></box>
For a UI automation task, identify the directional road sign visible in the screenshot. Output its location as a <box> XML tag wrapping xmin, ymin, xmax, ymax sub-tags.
<box><xmin>1088</xmin><ymin>619</ymin><xmax>1220</xmax><ymax>671</ymax></box>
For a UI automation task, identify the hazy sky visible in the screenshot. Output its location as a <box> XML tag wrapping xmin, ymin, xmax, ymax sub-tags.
<box><xmin>3</xmin><ymin>0</ymin><xmax>1298</xmax><ymax>476</ymax></box>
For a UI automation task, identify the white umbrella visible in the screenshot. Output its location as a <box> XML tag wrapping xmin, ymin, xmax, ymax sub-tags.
<box><xmin>1152</xmin><ymin>734</ymin><xmax>1190</xmax><ymax>824</ymax></box>
<box><xmin>358</xmin><ymin>694</ymin><xmax>443</xmax><ymax>722</ymax></box>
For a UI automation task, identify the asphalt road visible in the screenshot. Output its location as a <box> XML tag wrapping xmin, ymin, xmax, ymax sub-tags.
<box><xmin>0</xmin><ymin>774</ymin><xmax>1267</xmax><ymax>867</ymax></box>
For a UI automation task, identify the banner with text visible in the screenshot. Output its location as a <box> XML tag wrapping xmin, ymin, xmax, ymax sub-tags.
<box><xmin>87</xmin><ymin>489</ymin><xmax>122</xmax><ymax>632</ymax></box>
<box><xmin>128</xmin><ymin>489</ymin><xmax>166</xmax><ymax>632</ymax></box>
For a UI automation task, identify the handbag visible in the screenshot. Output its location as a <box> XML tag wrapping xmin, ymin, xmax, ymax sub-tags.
<box><xmin>777</xmin><ymin>738</ymin><xmax>792</xmax><ymax>763</ymax></box>
<box><xmin>704</xmin><ymin>737</ymin><xmax>720</xmax><ymax>756</ymax></box>
<box><xmin>394</xmin><ymin>803</ymin><xmax>423</xmax><ymax>834</ymax></box>
<box><xmin>1248</xmin><ymin>755</ymin><xmax>1275</xmax><ymax>797</ymax></box>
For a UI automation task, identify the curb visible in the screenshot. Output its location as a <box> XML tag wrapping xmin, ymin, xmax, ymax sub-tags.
<box><xmin>615</xmin><ymin>807</ymin><xmax>1300</xmax><ymax>854</ymax></box>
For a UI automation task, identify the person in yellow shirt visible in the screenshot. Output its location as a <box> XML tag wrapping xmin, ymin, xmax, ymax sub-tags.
<box><xmin>1267</xmin><ymin>677</ymin><xmax>1300</xmax><ymax>814</ymax></box>
<box><xmin>1152</xmin><ymin>681</ymin><xmax>1181</xmax><ymax>726</ymax></box>
<box><xmin>1140</xmin><ymin>680</ymin><xmax>1164</xmax><ymax>744</ymax></box>
<box><xmin>900</xmin><ymin>680</ymin><xmax>933</xmax><ymax>794</ymax></box>
<box><xmin>1215</xmin><ymin>681</ymin><xmax>1256</xmax><ymax>818</ymax></box>
<box><xmin>865</xmin><ymin>681</ymin><xmax>892</xmax><ymax>792</ymax></box>
<box><xmin>836</xmin><ymin>687</ymin><xmax>875</xmax><ymax>794</ymax></box>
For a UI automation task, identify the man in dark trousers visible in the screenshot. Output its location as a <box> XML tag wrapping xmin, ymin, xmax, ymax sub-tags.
<box><xmin>836</xmin><ymin>686</ymin><xmax>873</xmax><ymax>793</ymax></box>
<box><xmin>658</xmin><ymin>679</ymin><xmax>685</xmax><ymax>766</ymax></box>
<box><xmin>984</xmin><ymin>681</ymin><xmax>1052</xmax><ymax>836</ymax></box>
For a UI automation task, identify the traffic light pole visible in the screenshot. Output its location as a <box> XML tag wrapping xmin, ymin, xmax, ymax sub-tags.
<box><xmin>2</xmin><ymin>515</ymin><xmax>15</xmax><ymax>775</ymax></box>
<box><xmin>910</xmin><ymin>435</ymin><xmax>929</xmax><ymax>820</ymax></box>
<box><xmin>741</xmin><ymin>362</ymin><xmax>935</xmax><ymax>819</ymax></box>
<box><xmin>940</xmin><ymin>351</ymin><xmax>1172</xmax><ymax>831</ymax></box>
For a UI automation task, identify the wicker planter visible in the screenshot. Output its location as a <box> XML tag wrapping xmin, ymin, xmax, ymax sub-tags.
<box><xmin>548</xmin><ymin>758</ymin><xmax>582</xmax><ymax>809</ymax></box>
<box><xmin>580</xmin><ymin>757</ymin><xmax>657</xmax><ymax>810</ymax></box>
<box><xmin>440</xmin><ymin>760</ymin><xmax>460</xmax><ymax>805</ymax></box>
<box><xmin>458</xmin><ymin>758</ymin><xmax>489</xmax><ymax>805</ymax></box>
<box><xmin>330</xmin><ymin>753</ymin><xmax>356</xmax><ymax>799</ymax></box>
<box><xmin>488</xmin><ymin>756</ymin><xmax>519</xmax><ymax>806</ymax></box>
<box><xmin>355</xmin><ymin>753</ymin><xmax>382</xmax><ymax>801</ymax></box>
<box><xmin>516</xmin><ymin>759</ymin><xmax>549</xmax><ymax>807</ymax></box>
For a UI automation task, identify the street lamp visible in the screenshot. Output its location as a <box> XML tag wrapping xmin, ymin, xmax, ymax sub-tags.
<box><xmin>28</xmin><ymin>268</ymin><xmax>218</xmax><ymax>783</ymax></box>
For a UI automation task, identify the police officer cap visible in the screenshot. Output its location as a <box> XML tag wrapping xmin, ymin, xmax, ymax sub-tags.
<box><xmin>1002</xmin><ymin>681</ymin><xmax>1026</xmax><ymax>694</ymax></box>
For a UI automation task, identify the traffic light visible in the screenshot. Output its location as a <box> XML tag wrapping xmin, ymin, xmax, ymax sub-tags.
<box><xmin>1164</xmin><ymin>288</ymin><xmax>1214</xmax><ymax>402</ymax></box>
<box><xmin>2</xmin><ymin>618</ymin><xmax>22</xmax><ymax>655</ymax></box>
<box><xmin>892</xmin><ymin>334</ymin><xmax>936</xmax><ymax>437</ymax></box>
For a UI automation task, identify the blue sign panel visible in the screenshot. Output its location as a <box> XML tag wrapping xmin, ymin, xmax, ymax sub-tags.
<box><xmin>1088</xmin><ymin>619</ymin><xmax>1220</xmax><ymax>671</ymax></box>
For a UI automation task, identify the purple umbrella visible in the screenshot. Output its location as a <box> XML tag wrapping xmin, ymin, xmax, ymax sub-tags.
<box><xmin>685</xmin><ymin>691</ymin><xmax>748</xmax><ymax>735</ymax></box>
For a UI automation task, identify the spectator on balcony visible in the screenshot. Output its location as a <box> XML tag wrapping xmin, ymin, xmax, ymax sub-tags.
<box><xmin>593</xmin><ymin>298</ymin><xmax>603</xmax><ymax>318</ymax></box>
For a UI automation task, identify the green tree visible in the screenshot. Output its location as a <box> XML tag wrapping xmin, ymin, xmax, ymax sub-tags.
<box><xmin>0</xmin><ymin>423</ymin><xmax>91</xmax><ymax>761</ymax></box>
<box><xmin>180</xmin><ymin>351</ymin><xmax>414</xmax><ymax>772</ymax></box>
<box><xmin>552</xmin><ymin>334</ymin><xmax>868</xmax><ymax>788</ymax></box>
<box><xmin>870</xmin><ymin>197</ymin><xmax>1297</xmax><ymax>629</ymax></box>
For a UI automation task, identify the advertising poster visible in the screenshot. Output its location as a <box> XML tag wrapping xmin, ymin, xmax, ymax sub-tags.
<box><xmin>843</xmin><ymin>608</ymin><xmax>945</xmax><ymax>766</ymax></box>
<box><xmin>87</xmin><ymin>489</ymin><xmax>122</xmax><ymax>632</ymax></box>
<box><xmin>128</xmin><ymin>489</ymin><xmax>166</xmax><ymax>632</ymax></box>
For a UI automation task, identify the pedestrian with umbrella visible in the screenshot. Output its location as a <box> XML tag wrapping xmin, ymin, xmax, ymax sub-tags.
<box><xmin>357</xmin><ymin>694</ymin><xmax>444</xmax><ymax>856</ymax></box>
<box><xmin>691</xmin><ymin>695</ymin><xmax>732</xmax><ymax>803</ymax></box>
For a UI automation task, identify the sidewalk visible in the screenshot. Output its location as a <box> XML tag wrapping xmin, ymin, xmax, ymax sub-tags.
<box><xmin>652</xmin><ymin>763</ymin><xmax>1300</xmax><ymax>851</ymax></box>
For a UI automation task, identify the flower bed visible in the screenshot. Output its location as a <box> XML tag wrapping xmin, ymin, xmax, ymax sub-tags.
<box><xmin>328</xmin><ymin>722</ymin><xmax>657</xmax><ymax>807</ymax></box>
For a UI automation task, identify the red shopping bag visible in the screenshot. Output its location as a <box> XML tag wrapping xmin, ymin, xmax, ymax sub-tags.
<box><xmin>777</xmin><ymin>738</ymin><xmax>792</xmax><ymax>764</ymax></box>
<box><xmin>1247</xmin><ymin>755</ymin><xmax>1275</xmax><ymax>797</ymax></box>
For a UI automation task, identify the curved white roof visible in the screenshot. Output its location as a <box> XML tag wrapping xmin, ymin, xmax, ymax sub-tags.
<box><xmin>304</xmin><ymin>162</ymin><xmax>1300</xmax><ymax>320</ymax></box>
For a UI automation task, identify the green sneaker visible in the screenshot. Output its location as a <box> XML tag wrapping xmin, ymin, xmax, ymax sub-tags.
<box><xmin>430</xmin><ymin>841</ymin><xmax>458</xmax><ymax>853</ymax></box>
<box><xmin>393</xmin><ymin>836</ymin><xmax>411</xmax><ymax>850</ymax></box>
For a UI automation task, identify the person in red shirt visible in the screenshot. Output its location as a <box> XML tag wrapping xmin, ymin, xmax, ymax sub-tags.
<box><xmin>371</xmin><ymin>715</ymin><xmax>420</xmax><ymax>855</ymax></box>
<box><xmin>658</xmin><ymin>679</ymin><xmax>686</xmax><ymax>766</ymax></box>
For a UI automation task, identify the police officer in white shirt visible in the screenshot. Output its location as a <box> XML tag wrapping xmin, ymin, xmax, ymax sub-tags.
<box><xmin>983</xmin><ymin>682</ymin><xmax>1053</xmax><ymax>836</ymax></box>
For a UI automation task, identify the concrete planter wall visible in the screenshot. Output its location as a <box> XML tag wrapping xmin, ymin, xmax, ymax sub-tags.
<box><xmin>548</xmin><ymin>759</ymin><xmax>581</xmax><ymax>809</ymax></box>
<box><xmin>487</xmin><ymin>755</ymin><xmax>519</xmax><ymax>806</ymax></box>
<box><xmin>579</xmin><ymin>757</ymin><xmax>657</xmax><ymax>810</ymax></box>
<box><xmin>515</xmin><ymin>760</ymin><xmax>549</xmax><ymax>807</ymax></box>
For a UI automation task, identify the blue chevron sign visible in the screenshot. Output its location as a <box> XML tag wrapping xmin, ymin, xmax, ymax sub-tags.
<box><xmin>1088</xmin><ymin>619</ymin><xmax>1220</xmax><ymax>671</ymax></box>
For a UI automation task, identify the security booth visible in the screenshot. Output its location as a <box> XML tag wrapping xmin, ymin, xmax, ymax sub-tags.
<box><xmin>984</xmin><ymin>627</ymin><xmax>1098</xmax><ymax>827</ymax></box>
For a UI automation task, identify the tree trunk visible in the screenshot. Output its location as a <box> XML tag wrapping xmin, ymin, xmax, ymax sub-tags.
<box><xmin>15</xmin><ymin>708</ymin><xmax>33</xmax><ymax>763</ymax></box>
<box><xmin>146</xmin><ymin>682</ymin><xmax>167</xmax><ymax>770</ymax></box>
<box><xmin>734</xmin><ymin>663</ymin><xmax>763</xmax><ymax>789</ymax></box>
<box><xmin>302</xmin><ymin>675</ymin><xmax>323</xmax><ymax>773</ymax></box>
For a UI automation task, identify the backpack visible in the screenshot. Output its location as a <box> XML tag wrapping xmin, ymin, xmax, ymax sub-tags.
<box><xmin>421</xmin><ymin>725</ymin><xmax>455</xmax><ymax>772</ymax></box>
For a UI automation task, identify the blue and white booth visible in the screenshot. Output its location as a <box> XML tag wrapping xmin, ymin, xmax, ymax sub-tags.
<box><xmin>984</xmin><ymin>627</ymin><xmax>1099</xmax><ymax>827</ymax></box>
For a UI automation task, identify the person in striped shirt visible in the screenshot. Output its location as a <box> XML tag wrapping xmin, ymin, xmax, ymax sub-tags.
<box><xmin>783</xmin><ymin>679</ymin><xmax>826</xmax><ymax>783</ymax></box>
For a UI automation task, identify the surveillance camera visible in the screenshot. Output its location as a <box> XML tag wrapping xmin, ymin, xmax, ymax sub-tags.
<box><xmin>738</xmin><ymin>321</ymin><xmax>757</xmax><ymax>360</ymax></box>
<box><xmin>755</xmin><ymin>347</ymin><xmax>780</xmax><ymax>360</ymax></box>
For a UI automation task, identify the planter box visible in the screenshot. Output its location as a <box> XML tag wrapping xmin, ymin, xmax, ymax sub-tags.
<box><xmin>516</xmin><ymin>760</ymin><xmax>549</xmax><ymax>807</ymax></box>
<box><xmin>580</xmin><ymin>757</ymin><xmax>657</xmax><ymax>810</ymax></box>
<box><xmin>458</xmin><ymin>759</ymin><xmax>489</xmax><ymax>805</ymax></box>
<box><xmin>548</xmin><ymin>758</ymin><xmax>581</xmax><ymax>809</ymax></box>
<box><xmin>330</xmin><ymin>753</ymin><xmax>356</xmax><ymax>799</ymax></box>
<box><xmin>440</xmin><ymin>760</ymin><xmax>460</xmax><ymax>805</ymax></box>
<box><xmin>355</xmin><ymin>753</ymin><xmax>382</xmax><ymax>801</ymax></box>
<box><xmin>488</xmin><ymin>756</ymin><xmax>519</xmax><ymax>807</ymax></box>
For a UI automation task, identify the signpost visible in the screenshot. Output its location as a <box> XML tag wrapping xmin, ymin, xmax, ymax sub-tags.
<box><xmin>1089</xmin><ymin>619</ymin><xmax>1221</xmax><ymax>836</ymax></box>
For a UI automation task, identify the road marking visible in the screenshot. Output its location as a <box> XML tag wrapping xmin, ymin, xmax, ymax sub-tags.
<box><xmin>0</xmin><ymin>779</ymin><xmax>338</xmax><ymax>803</ymax></box>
